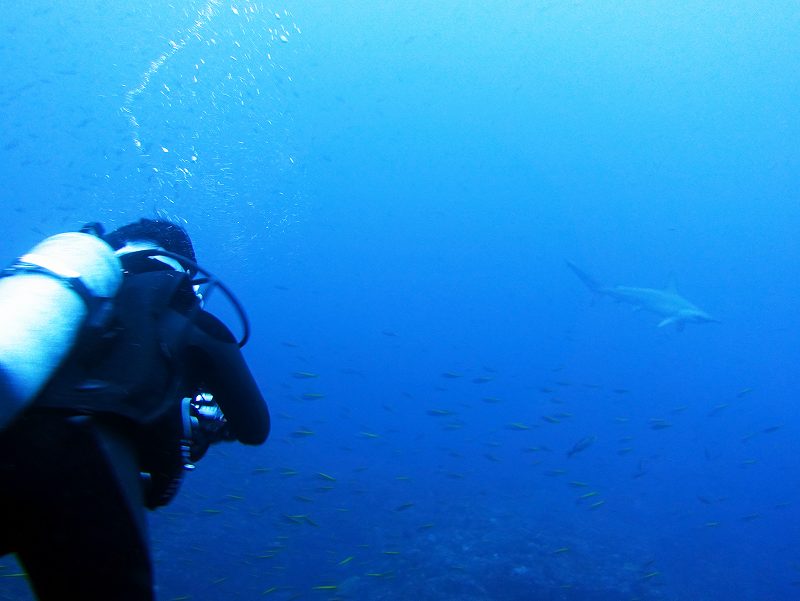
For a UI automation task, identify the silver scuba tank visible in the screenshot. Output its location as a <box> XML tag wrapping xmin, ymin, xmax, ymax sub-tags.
<box><xmin>0</xmin><ymin>232</ymin><xmax>122</xmax><ymax>429</ymax></box>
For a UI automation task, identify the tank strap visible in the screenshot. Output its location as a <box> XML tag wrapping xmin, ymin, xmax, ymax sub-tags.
<box><xmin>0</xmin><ymin>261</ymin><xmax>114</xmax><ymax>328</ymax></box>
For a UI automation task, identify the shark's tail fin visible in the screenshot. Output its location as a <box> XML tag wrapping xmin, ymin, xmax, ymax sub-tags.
<box><xmin>566</xmin><ymin>261</ymin><xmax>604</xmax><ymax>293</ymax></box>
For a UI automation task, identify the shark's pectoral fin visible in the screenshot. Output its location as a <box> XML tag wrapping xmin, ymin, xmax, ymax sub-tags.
<box><xmin>657</xmin><ymin>316</ymin><xmax>686</xmax><ymax>332</ymax></box>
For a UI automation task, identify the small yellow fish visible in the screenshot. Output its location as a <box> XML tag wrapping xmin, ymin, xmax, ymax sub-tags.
<box><xmin>338</xmin><ymin>556</ymin><xmax>354</xmax><ymax>566</ymax></box>
<box><xmin>290</xmin><ymin>430</ymin><xmax>315</xmax><ymax>438</ymax></box>
<box><xmin>507</xmin><ymin>422</ymin><xmax>531</xmax><ymax>430</ymax></box>
<box><xmin>283</xmin><ymin>514</ymin><xmax>306</xmax><ymax>524</ymax></box>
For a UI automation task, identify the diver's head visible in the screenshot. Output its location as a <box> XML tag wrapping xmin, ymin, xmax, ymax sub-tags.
<box><xmin>104</xmin><ymin>218</ymin><xmax>197</xmax><ymax>275</ymax></box>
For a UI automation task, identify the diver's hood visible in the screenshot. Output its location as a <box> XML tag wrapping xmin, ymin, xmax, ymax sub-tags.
<box><xmin>115</xmin><ymin>241</ymin><xmax>190</xmax><ymax>274</ymax></box>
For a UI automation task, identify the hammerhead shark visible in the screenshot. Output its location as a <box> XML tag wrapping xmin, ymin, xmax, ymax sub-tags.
<box><xmin>567</xmin><ymin>261</ymin><xmax>719</xmax><ymax>331</ymax></box>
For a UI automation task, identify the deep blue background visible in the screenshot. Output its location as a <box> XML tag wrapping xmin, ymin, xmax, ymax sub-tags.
<box><xmin>2</xmin><ymin>1</ymin><xmax>799</xmax><ymax>599</ymax></box>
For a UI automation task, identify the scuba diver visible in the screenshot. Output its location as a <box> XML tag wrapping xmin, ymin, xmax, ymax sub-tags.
<box><xmin>0</xmin><ymin>219</ymin><xmax>270</xmax><ymax>600</ymax></box>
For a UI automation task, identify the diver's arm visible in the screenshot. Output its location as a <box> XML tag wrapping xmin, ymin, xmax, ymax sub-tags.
<box><xmin>184</xmin><ymin>311</ymin><xmax>270</xmax><ymax>445</ymax></box>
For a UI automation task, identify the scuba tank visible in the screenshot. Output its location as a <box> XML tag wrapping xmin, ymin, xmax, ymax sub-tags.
<box><xmin>0</xmin><ymin>232</ymin><xmax>122</xmax><ymax>430</ymax></box>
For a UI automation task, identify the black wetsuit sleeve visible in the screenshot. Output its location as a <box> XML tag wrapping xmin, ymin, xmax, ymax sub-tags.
<box><xmin>182</xmin><ymin>311</ymin><xmax>270</xmax><ymax>445</ymax></box>
<box><xmin>0</xmin><ymin>367</ymin><xmax>19</xmax><ymax>428</ymax></box>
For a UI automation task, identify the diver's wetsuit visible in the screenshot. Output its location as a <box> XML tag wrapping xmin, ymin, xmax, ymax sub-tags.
<box><xmin>0</xmin><ymin>265</ymin><xmax>269</xmax><ymax>600</ymax></box>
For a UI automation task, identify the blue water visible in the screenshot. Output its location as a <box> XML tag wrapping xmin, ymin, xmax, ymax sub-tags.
<box><xmin>2</xmin><ymin>1</ymin><xmax>799</xmax><ymax>599</ymax></box>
